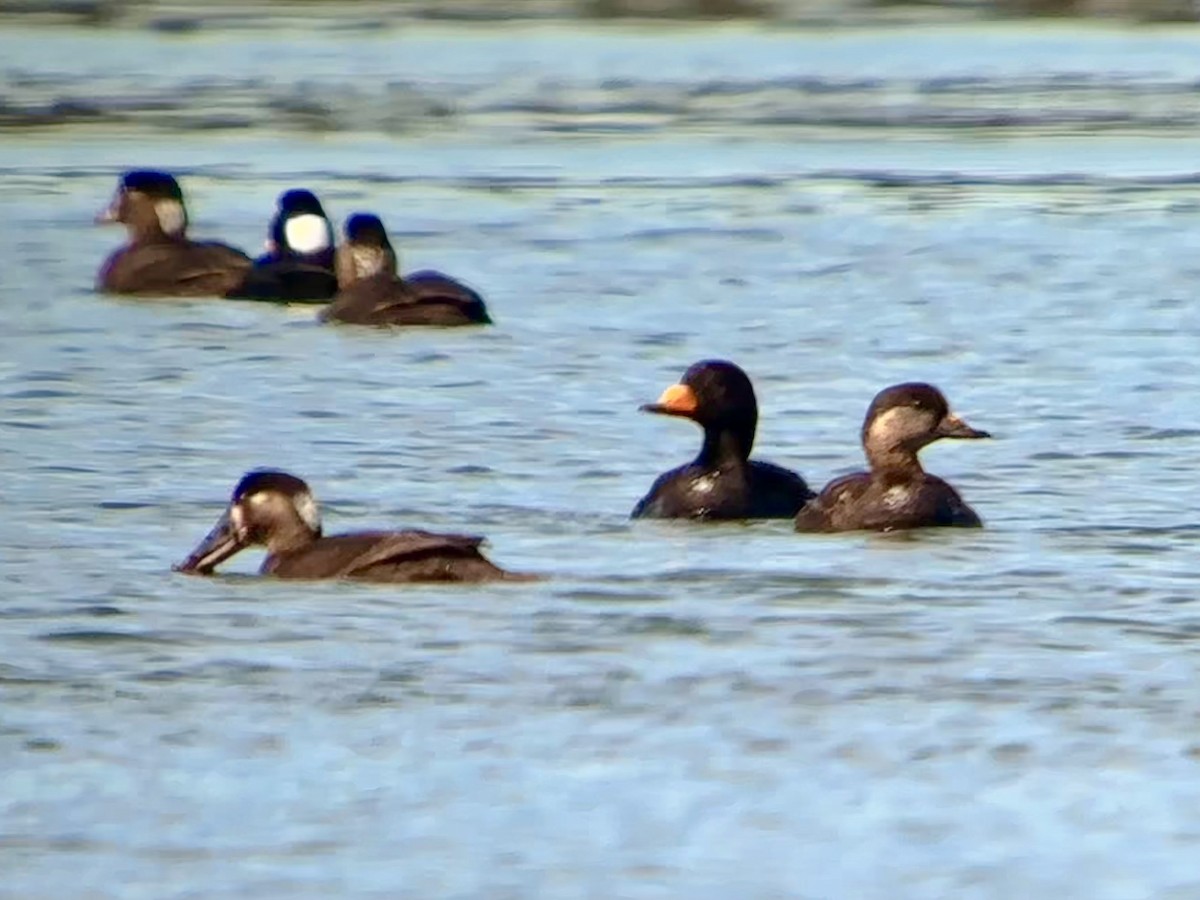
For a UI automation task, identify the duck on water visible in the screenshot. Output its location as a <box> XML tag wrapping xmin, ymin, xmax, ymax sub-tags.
<box><xmin>174</xmin><ymin>470</ymin><xmax>530</xmax><ymax>583</ymax></box>
<box><xmin>794</xmin><ymin>382</ymin><xmax>990</xmax><ymax>533</ymax></box>
<box><xmin>95</xmin><ymin>169</ymin><xmax>251</xmax><ymax>297</ymax></box>
<box><xmin>225</xmin><ymin>188</ymin><xmax>339</xmax><ymax>303</ymax></box>
<box><xmin>632</xmin><ymin>359</ymin><xmax>814</xmax><ymax>521</ymax></box>
<box><xmin>319</xmin><ymin>213</ymin><xmax>491</xmax><ymax>327</ymax></box>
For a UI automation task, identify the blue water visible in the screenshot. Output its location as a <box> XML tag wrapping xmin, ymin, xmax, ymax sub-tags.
<box><xmin>4</xmin><ymin>15</ymin><xmax>1200</xmax><ymax>899</ymax></box>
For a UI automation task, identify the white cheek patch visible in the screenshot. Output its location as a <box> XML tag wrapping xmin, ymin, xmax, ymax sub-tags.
<box><xmin>293</xmin><ymin>490</ymin><xmax>322</xmax><ymax>534</ymax></box>
<box><xmin>230</xmin><ymin>503</ymin><xmax>247</xmax><ymax>536</ymax></box>
<box><xmin>154</xmin><ymin>199</ymin><xmax>186</xmax><ymax>236</ymax></box>
<box><xmin>284</xmin><ymin>214</ymin><xmax>331</xmax><ymax>255</ymax></box>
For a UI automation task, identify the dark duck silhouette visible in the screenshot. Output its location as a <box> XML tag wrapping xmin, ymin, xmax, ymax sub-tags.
<box><xmin>174</xmin><ymin>470</ymin><xmax>528</xmax><ymax>583</ymax></box>
<box><xmin>95</xmin><ymin>169</ymin><xmax>251</xmax><ymax>296</ymax></box>
<box><xmin>794</xmin><ymin>382</ymin><xmax>990</xmax><ymax>533</ymax></box>
<box><xmin>318</xmin><ymin>213</ymin><xmax>491</xmax><ymax>327</ymax></box>
<box><xmin>225</xmin><ymin>188</ymin><xmax>338</xmax><ymax>302</ymax></box>
<box><xmin>631</xmin><ymin>359</ymin><xmax>814</xmax><ymax>520</ymax></box>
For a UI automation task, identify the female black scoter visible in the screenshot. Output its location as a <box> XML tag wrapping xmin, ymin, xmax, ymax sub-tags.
<box><xmin>96</xmin><ymin>169</ymin><xmax>251</xmax><ymax>296</ymax></box>
<box><xmin>225</xmin><ymin>189</ymin><xmax>338</xmax><ymax>302</ymax></box>
<box><xmin>174</xmin><ymin>470</ymin><xmax>526</xmax><ymax>583</ymax></box>
<box><xmin>319</xmin><ymin>213</ymin><xmax>491</xmax><ymax>326</ymax></box>
<box><xmin>794</xmin><ymin>382</ymin><xmax>990</xmax><ymax>533</ymax></box>
<box><xmin>631</xmin><ymin>360</ymin><xmax>814</xmax><ymax>520</ymax></box>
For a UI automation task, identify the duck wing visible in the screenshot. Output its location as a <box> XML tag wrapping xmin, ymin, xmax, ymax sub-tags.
<box><xmin>226</xmin><ymin>259</ymin><xmax>337</xmax><ymax>302</ymax></box>
<box><xmin>268</xmin><ymin>530</ymin><xmax>516</xmax><ymax>583</ymax></box>
<box><xmin>100</xmin><ymin>241</ymin><xmax>251</xmax><ymax>296</ymax></box>
<box><xmin>793</xmin><ymin>472</ymin><xmax>871</xmax><ymax>533</ymax></box>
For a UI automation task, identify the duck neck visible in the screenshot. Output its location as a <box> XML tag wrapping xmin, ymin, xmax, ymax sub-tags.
<box><xmin>265</xmin><ymin>520</ymin><xmax>319</xmax><ymax>557</ymax></box>
<box><xmin>127</xmin><ymin>215</ymin><xmax>178</xmax><ymax>246</ymax></box>
<box><xmin>697</xmin><ymin>423</ymin><xmax>754</xmax><ymax>469</ymax></box>
<box><xmin>866</xmin><ymin>444</ymin><xmax>925</xmax><ymax>482</ymax></box>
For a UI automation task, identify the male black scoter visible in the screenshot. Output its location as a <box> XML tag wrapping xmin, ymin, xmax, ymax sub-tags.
<box><xmin>319</xmin><ymin>213</ymin><xmax>491</xmax><ymax>326</ymax></box>
<box><xmin>794</xmin><ymin>382</ymin><xmax>989</xmax><ymax>533</ymax></box>
<box><xmin>632</xmin><ymin>359</ymin><xmax>814</xmax><ymax>520</ymax></box>
<box><xmin>174</xmin><ymin>470</ymin><xmax>526</xmax><ymax>583</ymax></box>
<box><xmin>225</xmin><ymin>188</ymin><xmax>338</xmax><ymax>302</ymax></box>
<box><xmin>96</xmin><ymin>169</ymin><xmax>251</xmax><ymax>297</ymax></box>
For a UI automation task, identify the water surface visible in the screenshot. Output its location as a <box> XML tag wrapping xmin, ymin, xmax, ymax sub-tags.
<box><xmin>4</xmin><ymin>16</ymin><xmax>1200</xmax><ymax>899</ymax></box>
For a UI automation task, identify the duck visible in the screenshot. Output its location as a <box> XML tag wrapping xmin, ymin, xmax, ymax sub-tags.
<box><xmin>174</xmin><ymin>469</ymin><xmax>528</xmax><ymax>583</ymax></box>
<box><xmin>794</xmin><ymin>382</ymin><xmax>990</xmax><ymax>533</ymax></box>
<box><xmin>318</xmin><ymin>213</ymin><xmax>491</xmax><ymax>327</ymax></box>
<box><xmin>631</xmin><ymin>359</ymin><xmax>814</xmax><ymax>520</ymax></box>
<box><xmin>225</xmin><ymin>188</ymin><xmax>338</xmax><ymax>302</ymax></box>
<box><xmin>95</xmin><ymin>169</ymin><xmax>251</xmax><ymax>297</ymax></box>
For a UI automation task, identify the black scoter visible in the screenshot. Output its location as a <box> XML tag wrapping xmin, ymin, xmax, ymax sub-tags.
<box><xmin>631</xmin><ymin>359</ymin><xmax>814</xmax><ymax>520</ymax></box>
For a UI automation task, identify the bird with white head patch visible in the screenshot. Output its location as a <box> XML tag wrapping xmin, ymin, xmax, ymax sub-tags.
<box><xmin>320</xmin><ymin>213</ymin><xmax>492</xmax><ymax>327</ymax></box>
<box><xmin>95</xmin><ymin>169</ymin><xmax>251</xmax><ymax>297</ymax></box>
<box><xmin>174</xmin><ymin>469</ymin><xmax>531</xmax><ymax>583</ymax></box>
<box><xmin>795</xmin><ymin>382</ymin><xmax>991</xmax><ymax>533</ymax></box>
<box><xmin>225</xmin><ymin>189</ymin><xmax>339</xmax><ymax>303</ymax></box>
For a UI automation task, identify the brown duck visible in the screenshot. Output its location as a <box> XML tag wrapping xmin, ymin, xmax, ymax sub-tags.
<box><xmin>174</xmin><ymin>470</ymin><xmax>528</xmax><ymax>583</ymax></box>
<box><xmin>318</xmin><ymin>213</ymin><xmax>491</xmax><ymax>327</ymax></box>
<box><xmin>96</xmin><ymin>170</ymin><xmax>251</xmax><ymax>297</ymax></box>
<box><xmin>794</xmin><ymin>382</ymin><xmax>990</xmax><ymax>533</ymax></box>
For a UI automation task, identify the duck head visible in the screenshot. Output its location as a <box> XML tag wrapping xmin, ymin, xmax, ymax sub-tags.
<box><xmin>861</xmin><ymin>382</ymin><xmax>990</xmax><ymax>473</ymax></box>
<box><xmin>174</xmin><ymin>470</ymin><xmax>322</xmax><ymax>575</ymax></box>
<box><xmin>96</xmin><ymin>169</ymin><xmax>188</xmax><ymax>241</ymax></box>
<box><xmin>267</xmin><ymin>189</ymin><xmax>334</xmax><ymax>262</ymax></box>
<box><xmin>334</xmin><ymin>212</ymin><xmax>398</xmax><ymax>287</ymax></box>
<box><xmin>641</xmin><ymin>359</ymin><xmax>759</xmax><ymax>464</ymax></box>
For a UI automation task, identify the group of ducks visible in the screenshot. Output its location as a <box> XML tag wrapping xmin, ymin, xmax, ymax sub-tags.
<box><xmin>96</xmin><ymin>170</ymin><xmax>491</xmax><ymax>326</ymax></box>
<box><xmin>94</xmin><ymin>170</ymin><xmax>992</xmax><ymax>585</ymax></box>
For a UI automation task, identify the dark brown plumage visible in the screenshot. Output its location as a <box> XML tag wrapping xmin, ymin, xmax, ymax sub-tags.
<box><xmin>174</xmin><ymin>470</ymin><xmax>529</xmax><ymax>583</ymax></box>
<box><xmin>319</xmin><ymin>213</ymin><xmax>491</xmax><ymax>327</ymax></box>
<box><xmin>95</xmin><ymin>170</ymin><xmax>251</xmax><ymax>297</ymax></box>
<box><xmin>794</xmin><ymin>382</ymin><xmax>990</xmax><ymax>533</ymax></box>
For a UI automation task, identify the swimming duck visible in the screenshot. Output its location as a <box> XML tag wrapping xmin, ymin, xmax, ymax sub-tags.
<box><xmin>318</xmin><ymin>213</ymin><xmax>491</xmax><ymax>326</ymax></box>
<box><xmin>794</xmin><ymin>382</ymin><xmax>990</xmax><ymax>533</ymax></box>
<box><xmin>95</xmin><ymin>169</ymin><xmax>251</xmax><ymax>296</ymax></box>
<box><xmin>174</xmin><ymin>469</ymin><xmax>525</xmax><ymax>583</ymax></box>
<box><xmin>631</xmin><ymin>360</ymin><xmax>814</xmax><ymax>520</ymax></box>
<box><xmin>225</xmin><ymin>188</ymin><xmax>338</xmax><ymax>302</ymax></box>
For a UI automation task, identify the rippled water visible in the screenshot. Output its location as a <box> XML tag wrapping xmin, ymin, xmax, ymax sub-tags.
<box><xmin>6</xmin><ymin>15</ymin><xmax>1200</xmax><ymax>899</ymax></box>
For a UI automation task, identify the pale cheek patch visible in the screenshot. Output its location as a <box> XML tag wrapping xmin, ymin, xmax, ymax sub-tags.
<box><xmin>230</xmin><ymin>503</ymin><xmax>247</xmax><ymax>537</ymax></box>
<box><xmin>155</xmin><ymin>200</ymin><xmax>186</xmax><ymax>236</ymax></box>
<box><xmin>351</xmin><ymin>246</ymin><xmax>388</xmax><ymax>279</ymax></box>
<box><xmin>284</xmin><ymin>214</ymin><xmax>331</xmax><ymax>255</ymax></box>
<box><xmin>293</xmin><ymin>491</ymin><xmax>322</xmax><ymax>533</ymax></box>
<box><xmin>867</xmin><ymin>407</ymin><xmax>909</xmax><ymax>447</ymax></box>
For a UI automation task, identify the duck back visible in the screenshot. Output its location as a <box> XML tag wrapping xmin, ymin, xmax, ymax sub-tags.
<box><xmin>633</xmin><ymin>459</ymin><xmax>812</xmax><ymax>520</ymax></box>
<box><xmin>263</xmin><ymin>530</ymin><xmax>522</xmax><ymax>583</ymax></box>
<box><xmin>795</xmin><ymin>472</ymin><xmax>981</xmax><ymax>533</ymax></box>
<box><xmin>99</xmin><ymin>239</ymin><xmax>251</xmax><ymax>297</ymax></box>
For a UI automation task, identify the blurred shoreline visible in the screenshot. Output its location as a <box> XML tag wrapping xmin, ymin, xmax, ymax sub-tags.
<box><xmin>0</xmin><ymin>0</ymin><xmax>1197</xmax><ymax>31</ymax></box>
